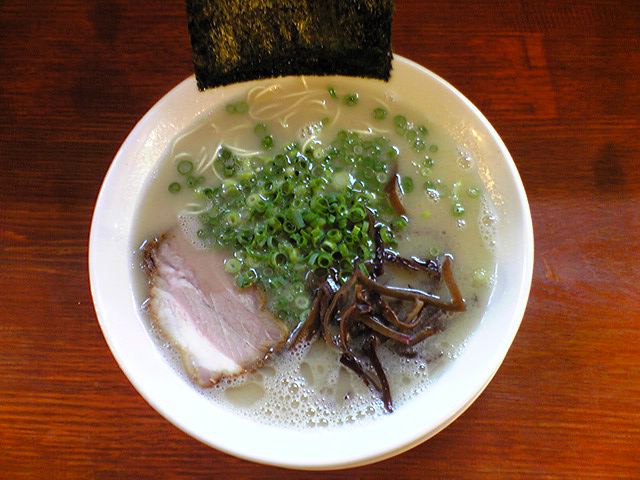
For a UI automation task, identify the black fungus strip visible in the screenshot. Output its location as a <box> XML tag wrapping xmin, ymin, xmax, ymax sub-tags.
<box><xmin>358</xmin><ymin>314</ymin><xmax>413</xmax><ymax>345</ymax></box>
<box><xmin>355</xmin><ymin>269</ymin><xmax>446</xmax><ymax>309</ymax></box>
<box><xmin>375</xmin><ymin>295</ymin><xmax>424</xmax><ymax>331</ymax></box>
<box><xmin>372</xmin><ymin>225</ymin><xmax>385</xmax><ymax>278</ymax></box>
<box><xmin>355</xmin><ymin>268</ymin><xmax>464</xmax><ymax>312</ymax></box>
<box><xmin>383</xmin><ymin>249</ymin><xmax>440</xmax><ymax>277</ymax></box>
<box><xmin>407</xmin><ymin>325</ymin><xmax>439</xmax><ymax>347</ymax></box>
<box><xmin>339</xmin><ymin>352</ymin><xmax>380</xmax><ymax>391</ymax></box>
<box><xmin>404</xmin><ymin>299</ymin><xmax>424</xmax><ymax>325</ymax></box>
<box><xmin>360</xmin><ymin>313</ymin><xmax>439</xmax><ymax>347</ymax></box>
<box><xmin>338</xmin><ymin>304</ymin><xmax>359</xmax><ymax>352</ymax></box>
<box><xmin>384</xmin><ymin>164</ymin><xmax>406</xmax><ymax>215</ymax></box>
<box><xmin>441</xmin><ymin>254</ymin><xmax>465</xmax><ymax>311</ymax></box>
<box><xmin>363</xmin><ymin>336</ymin><xmax>393</xmax><ymax>412</ymax></box>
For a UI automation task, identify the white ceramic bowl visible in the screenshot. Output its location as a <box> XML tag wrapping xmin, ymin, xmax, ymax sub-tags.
<box><xmin>89</xmin><ymin>55</ymin><xmax>533</xmax><ymax>470</ymax></box>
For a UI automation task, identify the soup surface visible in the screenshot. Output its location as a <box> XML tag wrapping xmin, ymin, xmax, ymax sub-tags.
<box><xmin>132</xmin><ymin>76</ymin><xmax>497</xmax><ymax>428</ymax></box>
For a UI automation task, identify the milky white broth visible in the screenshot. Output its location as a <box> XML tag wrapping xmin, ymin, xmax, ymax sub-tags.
<box><xmin>130</xmin><ymin>76</ymin><xmax>497</xmax><ymax>428</ymax></box>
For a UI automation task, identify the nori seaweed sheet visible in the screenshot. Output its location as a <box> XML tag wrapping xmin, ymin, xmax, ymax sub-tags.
<box><xmin>186</xmin><ymin>0</ymin><xmax>393</xmax><ymax>90</ymax></box>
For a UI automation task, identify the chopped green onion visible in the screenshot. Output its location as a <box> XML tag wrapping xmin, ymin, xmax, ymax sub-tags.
<box><xmin>373</xmin><ymin>107</ymin><xmax>387</xmax><ymax>120</ymax></box>
<box><xmin>168</xmin><ymin>182</ymin><xmax>181</xmax><ymax>193</ymax></box>
<box><xmin>224</xmin><ymin>258</ymin><xmax>242</xmax><ymax>274</ymax></box>
<box><xmin>262</xmin><ymin>135</ymin><xmax>274</xmax><ymax>150</ymax></box>
<box><xmin>246</xmin><ymin>193</ymin><xmax>261</xmax><ymax>208</ymax></box>
<box><xmin>271</xmin><ymin>251</ymin><xmax>287</xmax><ymax>267</ymax></box>
<box><xmin>452</xmin><ymin>203</ymin><xmax>465</xmax><ymax>217</ymax></box>
<box><xmin>332</xmin><ymin>171</ymin><xmax>350</xmax><ymax>190</ymax></box>
<box><xmin>177</xmin><ymin>160</ymin><xmax>193</xmax><ymax>175</ymax></box>
<box><xmin>226</xmin><ymin>101</ymin><xmax>248</xmax><ymax>114</ymax></box>
<box><xmin>288</xmin><ymin>248</ymin><xmax>301</xmax><ymax>263</ymax></box>
<box><xmin>283</xmin><ymin>220</ymin><xmax>296</xmax><ymax>234</ymax></box>
<box><xmin>327</xmin><ymin>228</ymin><xmax>343</xmax><ymax>243</ymax></box>
<box><xmin>186</xmin><ymin>175</ymin><xmax>204</xmax><ymax>188</ymax></box>
<box><xmin>226</xmin><ymin>211</ymin><xmax>241</xmax><ymax>226</ymax></box>
<box><xmin>316</xmin><ymin>253</ymin><xmax>332</xmax><ymax>268</ymax></box>
<box><xmin>236</xmin><ymin>228</ymin><xmax>253</xmax><ymax>245</ymax></box>
<box><xmin>291</xmin><ymin>210</ymin><xmax>305</xmax><ymax>229</ymax></box>
<box><xmin>343</xmin><ymin>93</ymin><xmax>359</xmax><ymax>106</ymax></box>
<box><xmin>413</xmin><ymin>139</ymin><xmax>426</xmax><ymax>152</ymax></box>
<box><xmin>295</xmin><ymin>295</ymin><xmax>310</xmax><ymax>310</ymax></box>
<box><xmin>235</xmin><ymin>269</ymin><xmax>258</xmax><ymax>287</ymax></box>
<box><xmin>321</xmin><ymin>240</ymin><xmax>336</xmax><ymax>253</ymax></box>
<box><xmin>380</xmin><ymin>226</ymin><xmax>393</xmax><ymax>244</ymax></box>
<box><xmin>393</xmin><ymin>115</ymin><xmax>407</xmax><ymax>129</ymax></box>
<box><xmin>401</xmin><ymin>176</ymin><xmax>414</xmax><ymax>194</ymax></box>
<box><xmin>348</xmin><ymin>207</ymin><xmax>366</xmax><ymax>222</ymax></box>
<box><xmin>307</xmin><ymin>252</ymin><xmax>319</xmax><ymax>267</ymax></box>
<box><xmin>392</xmin><ymin>216</ymin><xmax>408</xmax><ymax>231</ymax></box>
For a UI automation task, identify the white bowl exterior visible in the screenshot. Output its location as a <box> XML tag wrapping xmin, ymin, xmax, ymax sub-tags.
<box><xmin>89</xmin><ymin>56</ymin><xmax>534</xmax><ymax>470</ymax></box>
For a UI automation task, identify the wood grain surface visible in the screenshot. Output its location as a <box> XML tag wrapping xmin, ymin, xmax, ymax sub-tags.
<box><xmin>1</xmin><ymin>1</ymin><xmax>639</xmax><ymax>478</ymax></box>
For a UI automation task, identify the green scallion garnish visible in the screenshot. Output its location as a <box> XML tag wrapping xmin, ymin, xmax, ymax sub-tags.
<box><xmin>343</xmin><ymin>93</ymin><xmax>359</xmax><ymax>106</ymax></box>
<box><xmin>373</xmin><ymin>107</ymin><xmax>387</xmax><ymax>120</ymax></box>
<box><xmin>184</xmin><ymin>129</ymin><xmax>403</xmax><ymax>326</ymax></box>
<box><xmin>177</xmin><ymin>160</ymin><xmax>193</xmax><ymax>175</ymax></box>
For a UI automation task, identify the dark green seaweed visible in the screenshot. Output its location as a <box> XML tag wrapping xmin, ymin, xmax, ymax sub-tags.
<box><xmin>186</xmin><ymin>0</ymin><xmax>393</xmax><ymax>90</ymax></box>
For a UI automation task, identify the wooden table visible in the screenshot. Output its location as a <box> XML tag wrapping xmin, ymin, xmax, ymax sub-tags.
<box><xmin>1</xmin><ymin>1</ymin><xmax>638</xmax><ymax>477</ymax></box>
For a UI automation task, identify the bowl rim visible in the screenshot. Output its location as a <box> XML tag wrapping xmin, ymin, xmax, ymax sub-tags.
<box><xmin>89</xmin><ymin>54</ymin><xmax>534</xmax><ymax>470</ymax></box>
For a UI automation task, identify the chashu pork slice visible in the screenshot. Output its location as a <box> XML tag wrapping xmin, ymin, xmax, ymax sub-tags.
<box><xmin>143</xmin><ymin>226</ymin><xmax>288</xmax><ymax>387</ymax></box>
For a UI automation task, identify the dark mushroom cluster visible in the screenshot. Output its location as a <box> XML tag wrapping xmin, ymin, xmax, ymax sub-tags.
<box><xmin>287</xmin><ymin>221</ymin><xmax>465</xmax><ymax>412</ymax></box>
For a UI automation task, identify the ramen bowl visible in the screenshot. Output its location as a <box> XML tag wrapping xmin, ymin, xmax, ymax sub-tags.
<box><xmin>89</xmin><ymin>55</ymin><xmax>534</xmax><ymax>470</ymax></box>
